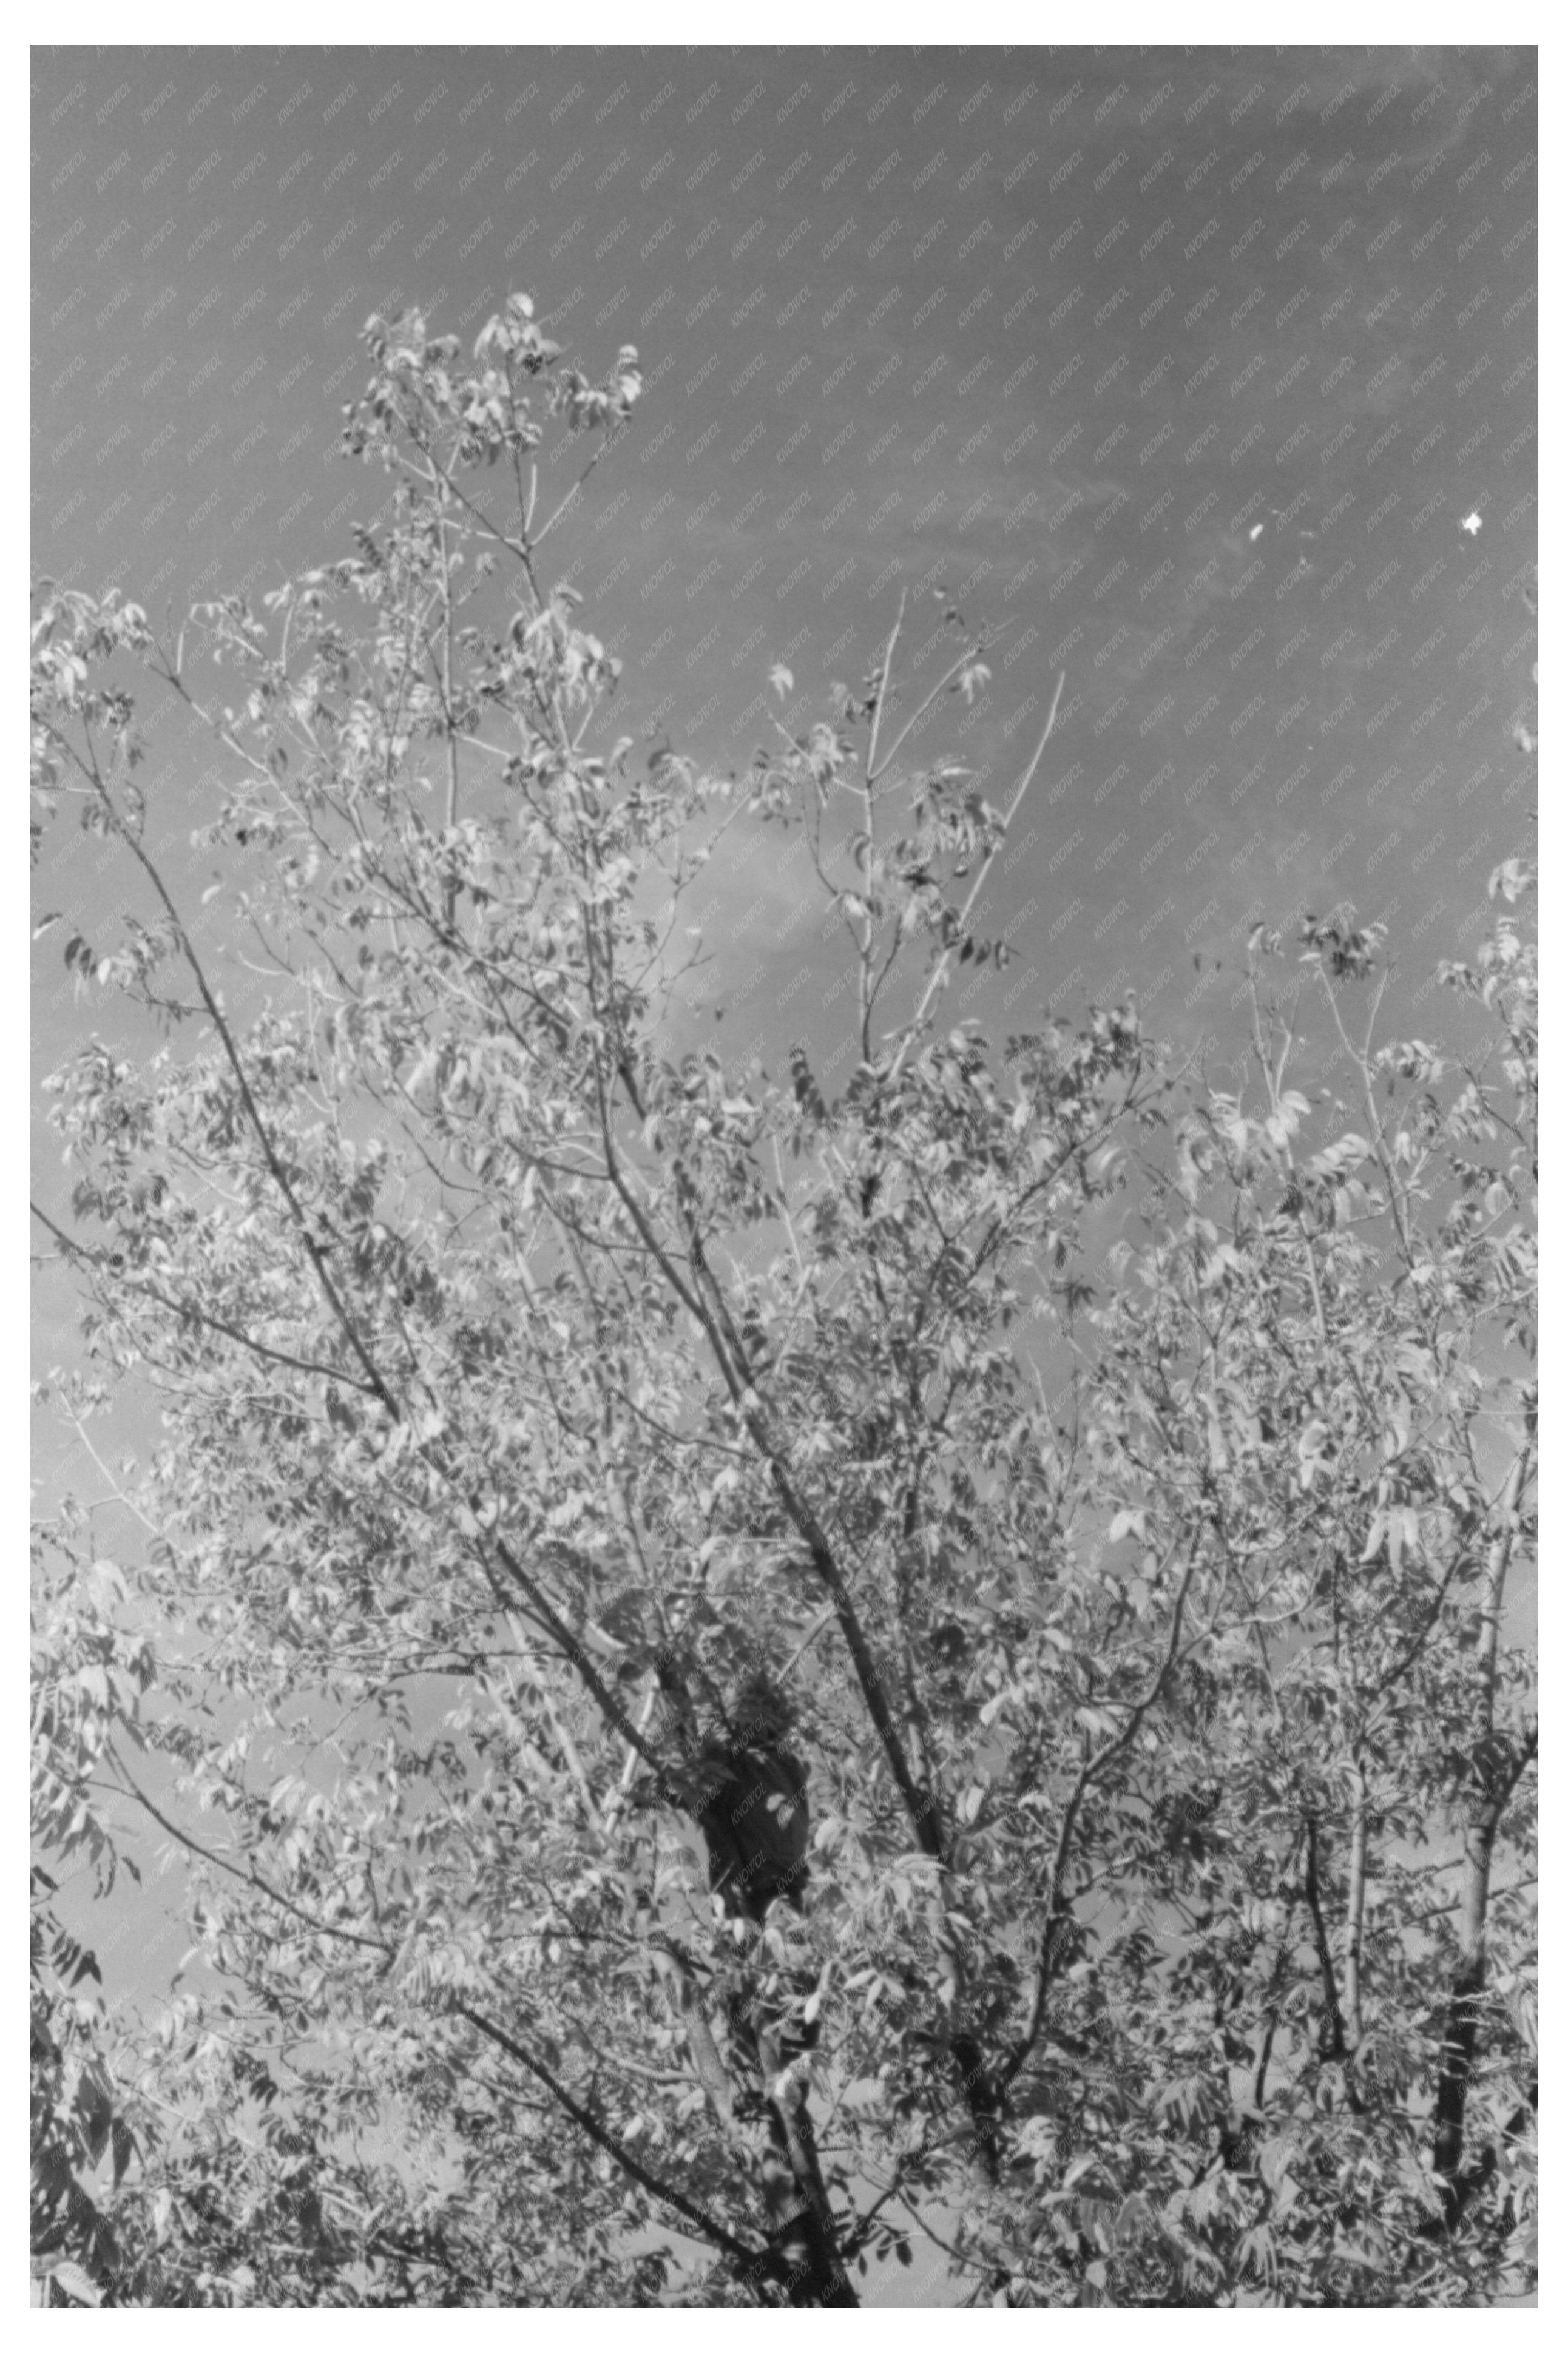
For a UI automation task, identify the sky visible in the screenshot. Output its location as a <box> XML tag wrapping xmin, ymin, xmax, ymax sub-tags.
<box><xmin>32</xmin><ymin>41</ymin><xmax>1536</xmax><ymax>1073</ymax></box>
<box><xmin>27</xmin><ymin>37</ymin><xmax>1541</xmax><ymax>2301</ymax></box>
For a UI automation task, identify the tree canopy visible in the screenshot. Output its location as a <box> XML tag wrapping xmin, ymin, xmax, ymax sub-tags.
<box><xmin>32</xmin><ymin>288</ymin><xmax>1536</xmax><ymax>2307</ymax></box>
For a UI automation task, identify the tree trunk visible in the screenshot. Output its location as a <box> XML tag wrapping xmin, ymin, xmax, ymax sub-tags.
<box><xmin>745</xmin><ymin>2017</ymin><xmax>857</xmax><ymax>2306</ymax></box>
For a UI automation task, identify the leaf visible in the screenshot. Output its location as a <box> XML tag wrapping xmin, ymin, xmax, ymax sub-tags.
<box><xmin>86</xmin><ymin>1558</ymin><xmax>128</xmax><ymax>1604</ymax></box>
<box><xmin>1296</xmin><ymin>1421</ymin><xmax>1331</xmax><ymax>1488</ymax></box>
<box><xmin>42</xmin><ymin>2260</ymin><xmax>101</xmax><ymax>2307</ymax></box>
<box><xmin>1307</xmin><ymin>1133</ymin><xmax>1371</xmax><ymax>1178</ymax></box>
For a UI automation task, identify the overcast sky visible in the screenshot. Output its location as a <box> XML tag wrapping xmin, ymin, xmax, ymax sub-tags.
<box><xmin>33</xmin><ymin>41</ymin><xmax>1536</xmax><ymax>1053</ymax></box>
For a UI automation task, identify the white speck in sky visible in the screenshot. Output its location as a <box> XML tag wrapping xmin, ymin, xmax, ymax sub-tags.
<box><xmin>1461</xmin><ymin>511</ymin><xmax>1483</xmax><ymax>536</ymax></box>
<box><xmin>1249</xmin><ymin>524</ymin><xmax>1265</xmax><ymax>542</ymax></box>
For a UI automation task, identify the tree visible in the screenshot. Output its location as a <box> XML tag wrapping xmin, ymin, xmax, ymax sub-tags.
<box><xmin>30</xmin><ymin>285</ymin><xmax>1535</xmax><ymax>2306</ymax></box>
<box><xmin>30</xmin><ymin>1865</ymin><xmax>132</xmax><ymax>2308</ymax></box>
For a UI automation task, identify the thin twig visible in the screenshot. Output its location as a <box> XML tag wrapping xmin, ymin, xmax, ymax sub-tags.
<box><xmin>885</xmin><ymin>672</ymin><xmax>1066</xmax><ymax>1081</ymax></box>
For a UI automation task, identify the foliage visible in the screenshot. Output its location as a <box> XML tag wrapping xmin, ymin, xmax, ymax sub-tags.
<box><xmin>30</xmin><ymin>1866</ymin><xmax>129</xmax><ymax>2307</ymax></box>
<box><xmin>30</xmin><ymin>287</ymin><xmax>1535</xmax><ymax>2306</ymax></box>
